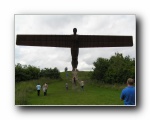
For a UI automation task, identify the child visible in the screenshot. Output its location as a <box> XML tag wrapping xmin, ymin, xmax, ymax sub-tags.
<box><xmin>66</xmin><ymin>83</ymin><xmax>68</xmax><ymax>90</ymax></box>
<box><xmin>36</xmin><ymin>83</ymin><xmax>41</xmax><ymax>96</ymax></box>
<box><xmin>80</xmin><ymin>81</ymin><xmax>84</xmax><ymax>91</ymax></box>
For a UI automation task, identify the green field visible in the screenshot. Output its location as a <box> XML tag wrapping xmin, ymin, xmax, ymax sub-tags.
<box><xmin>15</xmin><ymin>71</ymin><xmax>125</xmax><ymax>105</ymax></box>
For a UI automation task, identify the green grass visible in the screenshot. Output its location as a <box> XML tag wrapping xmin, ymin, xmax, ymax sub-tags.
<box><xmin>15</xmin><ymin>71</ymin><xmax>125</xmax><ymax>105</ymax></box>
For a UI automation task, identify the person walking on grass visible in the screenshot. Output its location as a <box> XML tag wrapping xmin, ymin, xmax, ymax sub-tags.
<box><xmin>36</xmin><ymin>83</ymin><xmax>41</xmax><ymax>96</ymax></box>
<box><xmin>43</xmin><ymin>83</ymin><xmax>48</xmax><ymax>96</ymax></box>
<box><xmin>120</xmin><ymin>78</ymin><xmax>135</xmax><ymax>105</ymax></box>
<box><xmin>66</xmin><ymin>83</ymin><xmax>68</xmax><ymax>90</ymax></box>
<box><xmin>80</xmin><ymin>80</ymin><xmax>84</xmax><ymax>91</ymax></box>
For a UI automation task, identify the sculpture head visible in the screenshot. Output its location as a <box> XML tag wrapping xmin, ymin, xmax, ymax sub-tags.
<box><xmin>73</xmin><ymin>28</ymin><xmax>77</xmax><ymax>35</ymax></box>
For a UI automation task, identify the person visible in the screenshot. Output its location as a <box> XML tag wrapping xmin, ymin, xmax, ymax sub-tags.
<box><xmin>120</xmin><ymin>78</ymin><xmax>135</xmax><ymax>105</ymax></box>
<box><xmin>36</xmin><ymin>83</ymin><xmax>41</xmax><ymax>96</ymax></box>
<box><xmin>65</xmin><ymin>67</ymin><xmax>68</xmax><ymax>78</ymax></box>
<box><xmin>43</xmin><ymin>83</ymin><xmax>48</xmax><ymax>96</ymax></box>
<box><xmin>65</xmin><ymin>83</ymin><xmax>68</xmax><ymax>90</ymax></box>
<box><xmin>80</xmin><ymin>80</ymin><xmax>84</xmax><ymax>91</ymax></box>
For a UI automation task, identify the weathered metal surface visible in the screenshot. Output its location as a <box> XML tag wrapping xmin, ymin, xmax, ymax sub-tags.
<box><xmin>16</xmin><ymin>34</ymin><xmax>133</xmax><ymax>48</ymax></box>
<box><xmin>78</xmin><ymin>35</ymin><xmax>133</xmax><ymax>47</ymax></box>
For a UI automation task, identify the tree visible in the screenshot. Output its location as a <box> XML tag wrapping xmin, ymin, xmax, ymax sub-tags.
<box><xmin>39</xmin><ymin>67</ymin><xmax>60</xmax><ymax>79</ymax></box>
<box><xmin>15</xmin><ymin>64</ymin><xmax>60</xmax><ymax>82</ymax></box>
<box><xmin>105</xmin><ymin>53</ymin><xmax>125</xmax><ymax>84</ymax></box>
<box><xmin>15</xmin><ymin>63</ymin><xmax>40</xmax><ymax>82</ymax></box>
<box><xmin>25</xmin><ymin>65</ymin><xmax>40</xmax><ymax>80</ymax></box>
<box><xmin>92</xmin><ymin>58</ymin><xmax>109</xmax><ymax>83</ymax></box>
<box><xmin>92</xmin><ymin>53</ymin><xmax>135</xmax><ymax>84</ymax></box>
<box><xmin>15</xmin><ymin>63</ymin><xmax>26</xmax><ymax>82</ymax></box>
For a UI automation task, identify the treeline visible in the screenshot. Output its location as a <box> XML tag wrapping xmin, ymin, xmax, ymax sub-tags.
<box><xmin>15</xmin><ymin>53</ymin><xmax>135</xmax><ymax>84</ymax></box>
<box><xmin>92</xmin><ymin>53</ymin><xmax>135</xmax><ymax>84</ymax></box>
<box><xmin>15</xmin><ymin>63</ymin><xmax>60</xmax><ymax>82</ymax></box>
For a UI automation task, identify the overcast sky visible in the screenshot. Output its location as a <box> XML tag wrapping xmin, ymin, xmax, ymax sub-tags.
<box><xmin>15</xmin><ymin>15</ymin><xmax>136</xmax><ymax>72</ymax></box>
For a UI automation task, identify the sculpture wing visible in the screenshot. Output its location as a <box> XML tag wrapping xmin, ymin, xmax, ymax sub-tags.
<box><xmin>78</xmin><ymin>35</ymin><xmax>133</xmax><ymax>48</ymax></box>
<box><xmin>16</xmin><ymin>34</ymin><xmax>133</xmax><ymax>48</ymax></box>
<box><xmin>16</xmin><ymin>35</ymin><xmax>74</xmax><ymax>48</ymax></box>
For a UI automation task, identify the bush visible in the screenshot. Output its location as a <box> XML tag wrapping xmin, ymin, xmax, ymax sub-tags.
<box><xmin>92</xmin><ymin>53</ymin><xmax>135</xmax><ymax>84</ymax></box>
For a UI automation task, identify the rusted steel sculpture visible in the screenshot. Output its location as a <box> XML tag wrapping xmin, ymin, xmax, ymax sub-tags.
<box><xmin>16</xmin><ymin>28</ymin><xmax>133</xmax><ymax>71</ymax></box>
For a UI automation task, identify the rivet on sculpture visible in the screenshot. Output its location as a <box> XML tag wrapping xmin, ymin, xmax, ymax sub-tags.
<box><xmin>16</xmin><ymin>28</ymin><xmax>133</xmax><ymax>71</ymax></box>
